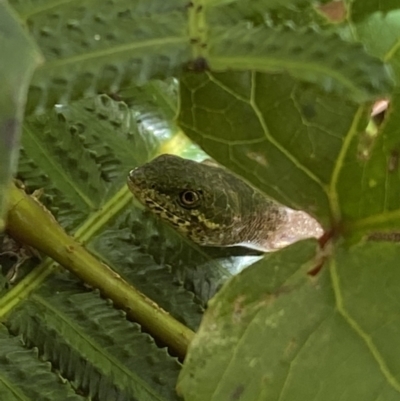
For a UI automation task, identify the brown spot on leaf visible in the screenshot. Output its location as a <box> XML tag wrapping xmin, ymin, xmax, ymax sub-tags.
<box><xmin>317</xmin><ymin>1</ymin><xmax>346</xmax><ymax>22</ymax></box>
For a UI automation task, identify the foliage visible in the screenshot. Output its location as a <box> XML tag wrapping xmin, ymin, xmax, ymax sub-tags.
<box><xmin>0</xmin><ymin>3</ymin><xmax>41</xmax><ymax>229</ymax></box>
<box><xmin>0</xmin><ymin>0</ymin><xmax>399</xmax><ymax>400</ymax></box>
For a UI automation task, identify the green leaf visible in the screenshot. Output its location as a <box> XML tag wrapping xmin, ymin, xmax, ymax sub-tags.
<box><xmin>10</xmin><ymin>0</ymin><xmax>393</xmax><ymax>114</ymax></box>
<box><xmin>206</xmin><ymin>0</ymin><xmax>316</xmax><ymax>12</ymax></box>
<box><xmin>88</xmin><ymin>207</ymin><xmax>233</xmax><ymax>325</ymax></box>
<box><xmin>179</xmin><ymin>70</ymin><xmax>369</xmax><ymax>225</ymax></box>
<box><xmin>207</xmin><ymin>25</ymin><xmax>393</xmax><ymax>102</ymax></box>
<box><xmin>20</xmin><ymin>93</ymin><xmax>165</xmax><ymax>230</ymax></box>
<box><xmin>0</xmin><ymin>323</ymin><xmax>81</xmax><ymax>401</ymax></box>
<box><xmin>204</xmin><ymin>0</ymin><xmax>327</xmax><ymax>28</ymax></box>
<box><xmin>0</xmin><ymin>3</ymin><xmax>42</xmax><ymax>229</ymax></box>
<box><xmin>7</xmin><ymin>276</ymin><xmax>183</xmax><ymax>401</ymax></box>
<box><xmin>194</xmin><ymin>1</ymin><xmax>393</xmax><ymax>102</ymax></box>
<box><xmin>351</xmin><ymin>0</ymin><xmax>400</xmax><ymax>22</ymax></box>
<box><xmin>9</xmin><ymin>0</ymin><xmax>190</xmax><ymax>114</ymax></box>
<box><xmin>337</xmin><ymin>91</ymin><xmax>400</xmax><ymax>233</ymax></box>
<box><xmin>178</xmin><ymin>240</ymin><xmax>400</xmax><ymax>401</ymax></box>
<box><xmin>332</xmin><ymin>5</ymin><xmax>400</xmax><ymax>233</ymax></box>
<box><xmin>349</xmin><ymin>5</ymin><xmax>400</xmax><ymax>77</ymax></box>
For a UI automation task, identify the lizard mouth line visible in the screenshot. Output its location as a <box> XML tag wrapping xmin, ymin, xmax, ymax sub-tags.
<box><xmin>127</xmin><ymin>176</ymin><xmax>191</xmax><ymax>230</ymax></box>
<box><xmin>126</xmin><ymin>175</ymin><xmax>142</xmax><ymax>196</ymax></box>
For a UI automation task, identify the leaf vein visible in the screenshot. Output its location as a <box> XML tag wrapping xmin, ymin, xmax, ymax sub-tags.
<box><xmin>330</xmin><ymin>259</ymin><xmax>400</xmax><ymax>393</ymax></box>
<box><xmin>250</xmin><ymin>71</ymin><xmax>327</xmax><ymax>194</ymax></box>
<box><xmin>18</xmin><ymin>0</ymin><xmax>75</xmax><ymax>20</ymax></box>
<box><xmin>276</xmin><ymin>315</ymin><xmax>332</xmax><ymax>401</ymax></box>
<box><xmin>36</xmin><ymin>37</ymin><xmax>187</xmax><ymax>72</ymax></box>
<box><xmin>23</xmin><ymin>126</ymin><xmax>95</xmax><ymax>209</ymax></box>
<box><xmin>328</xmin><ymin>106</ymin><xmax>365</xmax><ymax>221</ymax></box>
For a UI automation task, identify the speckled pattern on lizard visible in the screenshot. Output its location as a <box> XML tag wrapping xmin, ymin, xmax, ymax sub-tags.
<box><xmin>127</xmin><ymin>154</ymin><xmax>323</xmax><ymax>252</ymax></box>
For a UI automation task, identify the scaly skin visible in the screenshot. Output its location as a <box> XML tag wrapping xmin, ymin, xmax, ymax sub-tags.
<box><xmin>127</xmin><ymin>154</ymin><xmax>323</xmax><ymax>252</ymax></box>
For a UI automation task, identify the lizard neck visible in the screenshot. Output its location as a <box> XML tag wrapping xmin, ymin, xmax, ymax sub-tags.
<box><xmin>237</xmin><ymin>206</ymin><xmax>323</xmax><ymax>252</ymax></box>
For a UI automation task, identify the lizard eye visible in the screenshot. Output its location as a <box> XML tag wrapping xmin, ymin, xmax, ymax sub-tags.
<box><xmin>178</xmin><ymin>190</ymin><xmax>201</xmax><ymax>208</ymax></box>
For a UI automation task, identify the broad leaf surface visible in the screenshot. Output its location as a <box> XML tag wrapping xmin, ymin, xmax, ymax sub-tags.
<box><xmin>178</xmin><ymin>241</ymin><xmax>400</xmax><ymax>401</ymax></box>
<box><xmin>336</xmin><ymin>92</ymin><xmax>400</xmax><ymax>233</ymax></box>
<box><xmin>333</xmin><ymin>3</ymin><xmax>400</xmax><ymax>232</ymax></box>
<box><xmin>179</xmin><ymin>70</ymin><xmax>369</xmax><ymax>226</ymax></box>
<box><xmin>207</xmin><ymin>25</ymin><xmax>393</xmax><ymax>102</ymax></box>
<box><xmin>200</xmin><ymin>0</ymin><xmax>392</xmax><ymax>102</ymax></box>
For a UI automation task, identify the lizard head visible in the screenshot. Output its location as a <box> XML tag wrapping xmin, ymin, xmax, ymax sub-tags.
<box><xmin>128</xmin><ymin>154</ymin><xmax>323</xmax><ymax>251</ymax></box>
<box><xmin>127</xmin><ymin>154</ymin><xmax>248</xmax><ymax>246</ymax></box>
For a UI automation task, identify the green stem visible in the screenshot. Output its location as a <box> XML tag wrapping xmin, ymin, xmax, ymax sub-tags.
<box><xmin>6</xmin><ymin>183</ymin><xmax>194</xmax><ymax>359</ymax></box>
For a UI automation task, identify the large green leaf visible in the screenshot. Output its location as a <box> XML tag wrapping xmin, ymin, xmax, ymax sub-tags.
<box><xmin>179</xmin><ymin>70</ymin><xmax>369</xmax><ymax>226</ymax></box>
<box><xmin>333</xmin><ymin>3</ymin><xmax>400</xmax><ymax>232</ymax></box>
<box><xmin>200</xmin><ymin>0</ymin><xmax>392</xmax><ymax>102</ymax></box>
<box><xmin>349</xmin><ymin>4</ymin><xmax>400</xmax><ymax>77</ymax></box>
<box><xmin>10</xmin><ymin>0</ymin><xmax>191</xmax><ymax>114</ymax></box>
<box><xmin>207</xmin><ymin>25</ymin><xmax>393</xmax><ymax>102</ymax></box>
<box><xmin>8</xmin><ymin>0</ymin><xmax>392</xmax><ymax>114</ymax></box>
<box><xmin>178</xmin><ymin>2</ymin><xmax>400</xmax><ymax>232</ymax></box>
<box><xmin>336</xmin><ymin>91</ymin><xmax>400</xmax><ymax>233</ymax></box>
<box><xmin>178</xmin><ymin>241</ymin><xmax>400</xmax><ymax>401</ymax></box>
